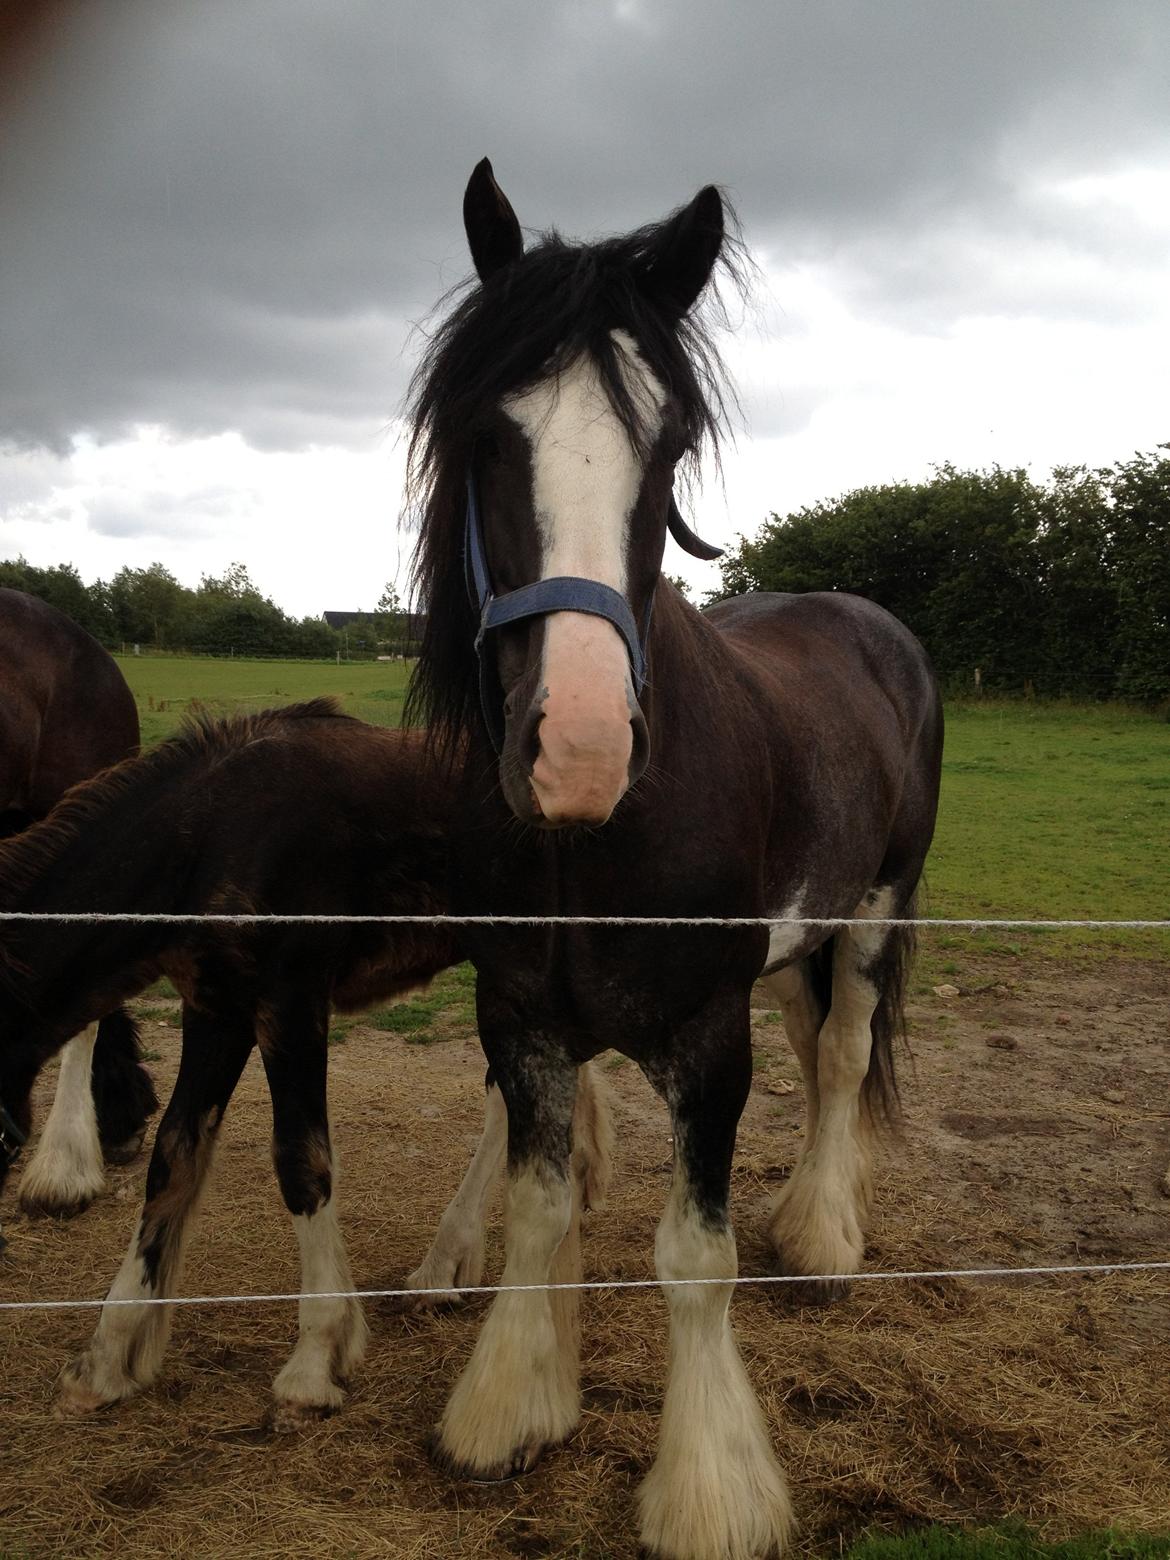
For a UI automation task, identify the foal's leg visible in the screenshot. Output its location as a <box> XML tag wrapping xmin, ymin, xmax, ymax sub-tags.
<box><xmin>765</xmin><ymin>897</ymin><xmax>894</xmax><ymax>1294</ymax></box>
<box><xmin>259</xmin><ymin>995</ymin><xmax>367</xmax><ymax>1429</ymax></box>
<box><xmin>406</xmin><ymin>1061</ymin><xmax>612</xmax><ymax>1305</ymax></box>
<box><xmin>638</xmin><ymin>1002</ymin><xmax>791</xmax><ymax>1560</ymax></box>
<box><xmin>18</xmin><ymin>1025</ymin><xmax>105</xmax><ymax>1217</ymax></box>
<box><xmin>92</xmin><ymin>1007</ymin><xmax>159</xmax><ymax>1164</ymax></box>
<box><xmin>434</xmin><ymin>1039</ymin><xmax>582</xmax><ymax>1479</ymax></box>
<box><xmin>58</xmin><ymin>1005</ymin><xmax>253</xmax><ymax>1414</ymax></box>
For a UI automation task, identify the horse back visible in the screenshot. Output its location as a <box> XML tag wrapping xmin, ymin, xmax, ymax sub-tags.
<box><xmin>0</xmin><ymin>588</ymin><xmax>139</xmax><ymax>818</ymax></box>
<box><xmin>704</xmin><ymin>590</ymin><xmax>940</xmax><ymax>745</ymax></box>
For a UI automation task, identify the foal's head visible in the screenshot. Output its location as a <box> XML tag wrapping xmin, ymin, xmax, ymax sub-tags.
<box><xmin>407</xmin><ymin>160</ymin><xmax>737</xmax><ymax>829</ymax></box>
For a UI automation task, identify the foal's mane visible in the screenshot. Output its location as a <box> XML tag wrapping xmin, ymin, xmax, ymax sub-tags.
<box><xmin>0</xmin><ymin>699</ymin><xmax>349</xmax><ymax>907</ymax></box>
<box><xmin>403</xmin><ymin>195</ymin><xmax>749</xmax><ymax>747</ymax></box>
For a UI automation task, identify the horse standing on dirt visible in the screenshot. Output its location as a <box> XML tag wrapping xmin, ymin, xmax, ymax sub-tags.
<box><xmin>403</xmin><ymin>161</ymin><xmax>944</xmax><ymax>1559</ymax></box>
<box><xmin>0</xmin><ymin>588</ymin><xmax>157</xmax><ymax>1222</ymax></box>
<box><xmin>0</xmin><ymin>701</ymin><xmax>609</xmax><ymax>1425</ymax></box>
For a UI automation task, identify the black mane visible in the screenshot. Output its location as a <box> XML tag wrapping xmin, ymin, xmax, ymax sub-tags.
<box><xmin>403</xmin><ymin>195</ymin><xmax>749</xmax><ymax>745</ymax></box>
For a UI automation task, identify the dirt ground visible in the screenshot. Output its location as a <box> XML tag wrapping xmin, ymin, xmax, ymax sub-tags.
<box><xmin>2</xmin><ymin>951</ymin><xmax>1168</xmax><ymax>1558</ymax></box>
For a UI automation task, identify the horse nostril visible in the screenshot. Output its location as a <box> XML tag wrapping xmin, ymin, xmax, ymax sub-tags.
<box><xmin>628</xmin><ymin>707</ymin><xmax>650</xmax><ymax>785</ymax></box>
<box><xmin>518</xmin><ymin>704</ymin><xmax>544</xmax><ymax>770</ymax></box>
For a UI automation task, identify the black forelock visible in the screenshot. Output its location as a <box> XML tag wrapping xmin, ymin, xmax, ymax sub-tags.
<box><xmin>402</xmin><ymin>192</ymin><xmax>749</xmax><ymax>745</ymax></box>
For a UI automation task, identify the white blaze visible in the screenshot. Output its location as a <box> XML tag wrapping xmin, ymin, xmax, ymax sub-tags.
<box><xmin>503</xmin><ymin>331</ymin><xmax>666</xmax><ymax>824</ymax></box>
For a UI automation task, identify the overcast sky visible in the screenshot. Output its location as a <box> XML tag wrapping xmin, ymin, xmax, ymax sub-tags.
<box><xmin>2</xmin><ymin>0</ymin><xmax>1168</xmax><ymax>616</ymax></box>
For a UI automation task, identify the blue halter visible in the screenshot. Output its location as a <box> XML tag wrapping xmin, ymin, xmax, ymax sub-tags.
<box><xmin>463</xmin><ymin>469</ymin><xmax>722</xmax><ymax>751</ymax></box>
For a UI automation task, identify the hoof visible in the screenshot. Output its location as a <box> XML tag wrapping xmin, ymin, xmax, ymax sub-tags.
<box><xmin>780</xmin><ymin>1274</ymin><xmax>851</xmax><ymax>1306</ymax></box>
<box><xmin>391</xmin><ymin>1281</ymin><xmax>469</xmax><ymax>1313</ymax></box>
<box><xmin>429</xmin><ymin>1430</ymin><xmax>548</xmax><ymax>1483</ymax></box>
<box><xmin>102</xmin><ymin>1131</ymin><xmax>146</xmax><ymax>1167</ymax></box>
<box><xmin>768</xmin><ymin>1251</ymin><xmax>852</xmax><ymax>1306</ymax></box>
<box><xmin>56</xmin><ymin>1370</ymin><xmax>115</xmax><ymax>1419</ymax></box>
<box><xmin>271</xmin><ymin>1398</ymin><xmax>337</xmax><ymax>1434</ymax></box>
<box><xmin>19</xmin><ymin>1186</ymin><xmax>97</xmax><ymax>1220</ymax></box>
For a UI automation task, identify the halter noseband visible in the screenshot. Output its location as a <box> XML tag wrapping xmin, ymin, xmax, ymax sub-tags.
<box><xmin>464</xmin><ymin>470</ymin><xmax>722</xmax><ymax>751</ymax></box>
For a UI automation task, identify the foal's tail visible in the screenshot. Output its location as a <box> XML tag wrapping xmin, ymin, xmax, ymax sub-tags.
<box><xmin>805</xmin><ymin>891</ymin><xmax>918</xmax><ymax>1131</ymax></box>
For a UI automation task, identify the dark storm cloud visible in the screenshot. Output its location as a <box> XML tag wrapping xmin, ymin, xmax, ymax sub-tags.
<box><xmin>2</xmin><ymin>0</ymin><xmax>1168</xmax><ymax>452</ymax></box>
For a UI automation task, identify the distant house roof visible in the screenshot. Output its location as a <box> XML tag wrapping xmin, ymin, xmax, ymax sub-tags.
<box><xmin>322</xmin><ymin>610</ymin><xmax>428</xmax><ymax>636</ymax></box>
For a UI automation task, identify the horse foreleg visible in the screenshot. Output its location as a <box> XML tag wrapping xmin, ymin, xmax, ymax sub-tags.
<box><xmin>58</xmin><ymin>1004</ymin><xmax>253</xmax><ymax>1415</ymax></box>
<box><xmin>434</xmin><ymin>1038</ymin><xmax>581</xmax><ymax>1481</ymax></box>
<box><xmin>638</xmin><ymin>1005</ymin><xmax>791</xmax><ymax>1560</ymax></box>
<box><xmin>765</xmin><ymin>899</ymin><xmax>896</xmax><ymax>1297</ymax></box>
<box><xmin>18</xmin><ymin>1025</ymin><xmax>105</xmax><ymax>1217</ymax></box>
<box><xmin>260</xmin><ymin>993</ymin><xmax>367</xmax><ymax>1430</ymax></box>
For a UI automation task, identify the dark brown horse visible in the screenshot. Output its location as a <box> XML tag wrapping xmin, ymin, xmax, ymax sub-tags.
<box><xmin>0</xmin><ymin>587</ymin><xmax>157</xmax><ymax>1219</ymax></box>
<box><xmin>0</xmin><ymin>700</ymin><xmax>609</xmax><ymax>1424</ymax></box>
<box><xmin>403</xmin><ymin>162</ymin><xmax>944</xmax><ymax>1558</ymax></box>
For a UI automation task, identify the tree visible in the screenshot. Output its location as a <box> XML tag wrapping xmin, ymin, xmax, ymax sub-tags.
<box><xmin>376</xmin><ymin>583</ymin><xmax>407</xmax><ymax>655</ymax></box>
<box><xmin>1106</xmin><ymin>447</ymin><xmax>1170</xmax><ymax>702</ymax></box>
<box><xmin>0</xmin><ymin>558</ymin><xmax>115</xmax><ymax>642</ymax></box>
<box><xmin>108</xmin><ymin>563</ymin><xmax>189</xmax><ymax>649</ymax></box>
<box><xmin>715</xmin><ymin>465</ymin><xmax>1047</xmax><ymax>692</ymax></box>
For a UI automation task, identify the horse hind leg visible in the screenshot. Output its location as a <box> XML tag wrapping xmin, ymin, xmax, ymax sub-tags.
<box><xmin>404</xmin><ymin>1060</ymin><xmax>612</xmax><ymax>1307</ymax></box>
<box><xmin>18</xmin><ymin>1025</ymin><xmax>106</xmax><ymax>1217</ymax></box>
<box><xmin>259</xmin><ymin>995</ymin><xmax>367</xmax><ymax>1430</ymax></box>
<box><xmin>404</xmin><ymin>1079</ymin><xmax>507</xmax><ymax>1304</ymax></box>
<box><xmin>765</xmin><ymin>889</ymin><xmax>907</xmax><ymax>1300</ymax></box>
<box><xmin>58</xmin><ymin>1003</ymin><xmax>253</xmax><ymax>1415</ymax></box>
<box><xmin>92</xmin><ymin>1007</ymin><xmax>159</xmax><ymax>1164</ymax></box>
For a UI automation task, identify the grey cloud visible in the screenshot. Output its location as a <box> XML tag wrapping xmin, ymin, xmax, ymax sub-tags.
<box><xmin>2</xmin><ymin>0</ymin><xmax>1168</xmax><ymax>453</ymax></box>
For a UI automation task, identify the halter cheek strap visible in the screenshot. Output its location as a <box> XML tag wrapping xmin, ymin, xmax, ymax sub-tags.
<box><xmin>464</xmin><ymin>469</ymin><xmax>722</xmax><ymax>751</ymax></box>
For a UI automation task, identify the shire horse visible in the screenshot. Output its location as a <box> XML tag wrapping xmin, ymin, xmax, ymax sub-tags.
<box><xmin>403</xmin><ymin>161</ymin><xmax>944</xmax><ymax>1560</ymax></box>
<box><xmin>0</xmin><ymin>700</ymin><xmax>610</xmax><ymax>1422</ymax></box>
<box><xmin>0</xmin><ymin>587</ymin><xmax>157</xmax><ymax>1222</ymax></box>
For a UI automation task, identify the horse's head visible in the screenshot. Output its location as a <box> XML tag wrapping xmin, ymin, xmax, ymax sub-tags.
<box><xmin>440</xmin><ymin>160</ymin><xmax>727</xmax><ymax>829</ymax></box>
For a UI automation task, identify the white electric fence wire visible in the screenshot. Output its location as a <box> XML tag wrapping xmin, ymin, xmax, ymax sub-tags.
<box><xmin>0</xmin><ymin>912</ymin><xmax>1167</xmax><ymax>928</ymax></box>
<box><xmin>2</xmin><ymin>1260</ymin><xmax>1170</xmax><ymax>1314</ymax></box>
<box><xmin>1</xmin><ymin>911</ymin><xmax>1165</xmax><ymax>1312</ymax></box>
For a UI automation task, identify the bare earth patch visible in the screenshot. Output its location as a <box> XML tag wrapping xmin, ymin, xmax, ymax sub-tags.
<box><xmin>2</xmin><ymin>953</ymin><xmax>1168</xmax><ymax>1558</ymax></box>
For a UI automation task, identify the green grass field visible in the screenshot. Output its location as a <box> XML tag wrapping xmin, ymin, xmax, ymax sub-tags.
<box><xmin>113</xmin><ymin>652</ymin><xmax>410</xmax><ymax>747</ymax></box>
<box><xmin>842</xmin><ymin>1525</ymin><xmax>1170</xmax><ymax>1559</ymax></box>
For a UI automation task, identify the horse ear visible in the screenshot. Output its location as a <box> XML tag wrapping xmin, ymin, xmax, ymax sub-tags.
<box><xmin>464</xmin><ymin>158</ymin><xmax>524</xmax><ymax>282</ymax></box>
<box><xmin>637</xmin><ymin>185</ymin><xmax>724</xmax><ymax>318</ymax></box>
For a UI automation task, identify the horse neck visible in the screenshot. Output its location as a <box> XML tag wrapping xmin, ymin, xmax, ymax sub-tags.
<box><xmin>640</xmin><ymin>589</ymin><xmax>748</xmax><ymax>759</ymax></box>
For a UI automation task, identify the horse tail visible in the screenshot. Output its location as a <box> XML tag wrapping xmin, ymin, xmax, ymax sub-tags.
<box><xmin>802</xmin><ymin>894</ymin><xmax>916</xmax><ymax>1131</ymax></box>
<box><xmin>92</xmin><ymin>1008</ymin><xmax>159</xmax><ymax>1158</ymax></box>
<box><xmin>863</xmin><ymin>893</ymin><xmax>918</xmax><ymax>1129</ymax></box>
